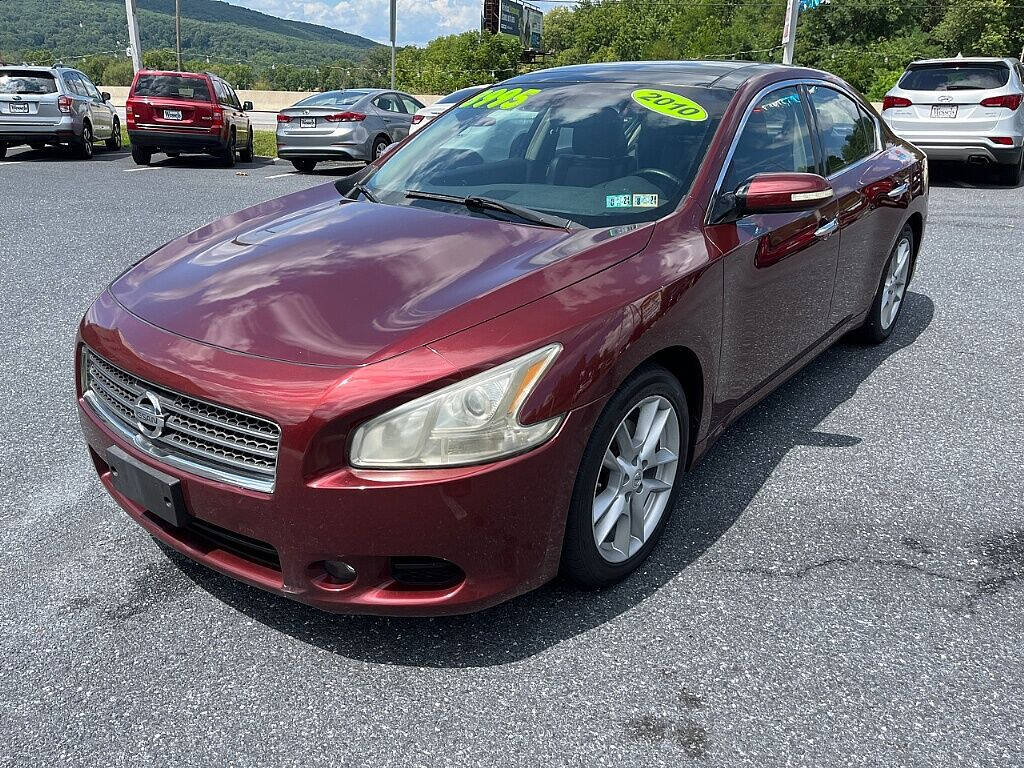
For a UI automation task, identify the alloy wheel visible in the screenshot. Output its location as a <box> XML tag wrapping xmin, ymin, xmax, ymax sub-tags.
<box><xmin>880</xmin><ymin>236</ymin><xmax>911</xmax><ymax>329</ymax></box>
<box><xmin>592</xmin><ymin>395</ymin><xmax>680</xmax><ymax>563</ymax></box>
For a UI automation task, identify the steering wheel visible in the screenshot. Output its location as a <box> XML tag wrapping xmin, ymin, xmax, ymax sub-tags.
<box><xmin>635</xmin><ymin>167</ymin><xmax>686</xmax><ymax>192</ymax></box>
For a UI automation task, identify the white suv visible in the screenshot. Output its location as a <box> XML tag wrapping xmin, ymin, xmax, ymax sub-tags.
<box><xmin>882</xmin><ymin>57</ymin><xmax>1023</xmax><ymax>185</ymax></box>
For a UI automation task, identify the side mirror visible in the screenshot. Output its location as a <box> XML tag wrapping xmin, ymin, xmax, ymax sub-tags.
<box><xmin>242</xmin><ymin>101</ymin><xmax>254</xmax><ymax>111</ymax></box>
<box><xmin>101</xmin><ymin>91</ymin><xmax>111</xmax><ymax>102</ymax></box>
<box><xmin>736</xmin><ymin>172</ymin><xmax>834</xmax><ymax>214</ymax></box>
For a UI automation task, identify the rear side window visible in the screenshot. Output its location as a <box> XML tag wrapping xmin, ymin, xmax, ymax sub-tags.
<box><xmin>63</xmin><ymin>72</ymin><xmax>89</xmax><ymax>97</ymax></box>
<box><xmin>132</xmin><ymin>75</ymin><xmax>212</xmax><ymax>102</ymax></box>
<box><xmin>375</xmin><ymin>94</ymin><xmax>402</xmax><ymax>113</ymax></box>
<box><xmin>723</xmin><ymin>86</ymin><xmax>817</xmax><ymax>191</ymax></box>
<box><xmin>401</xmin><ymin>95</ymin><xmax>422</xmax><ymax>114</ymax></box>
<box><xmin>899</xmin><ymin>63</ymin><xmax>1010</xmax><ymax>91</ymax></box>
<box><xmin>0</xmin><ymin>70</ymin><xmax>57</xmax><ymax>94</ymax></box>
<box><xmin>807</xmin><ymin>86</ymin><xmax>877</xmax><ymax>175</ymax></box>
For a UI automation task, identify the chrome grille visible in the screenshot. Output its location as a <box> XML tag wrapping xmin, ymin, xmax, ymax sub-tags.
<box><xmin>82</xmin><ymin>348</ymin><xmax>281</xmax><ymax>493</ymax></box>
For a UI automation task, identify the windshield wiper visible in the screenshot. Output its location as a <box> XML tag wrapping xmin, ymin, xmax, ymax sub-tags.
<box><xmin>405</xmin><ymin>189</ymin><xmax>582</xmax><ymax>230</ymax></box>
<box><xmin>348</xmin><ymin>180</ymin><xmax>379</xmax><ymax>203</ymax></box>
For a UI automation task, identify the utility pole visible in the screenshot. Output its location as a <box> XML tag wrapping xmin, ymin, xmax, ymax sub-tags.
<box><xmin>124</xmin><ymin>0</ymin><xmax>143</xmax><ymax>72</ymax></box>
<box><xmin>175</xmin><ymin>0</ymin><xmax>182</xmax><ymax>70</ymax></box>
<box><xmin>781</xmin><ymin>0</ymin><xmax>799</xmax><ymax>65</ymax></box>
<box><xmin>389</xmin><ymin>0</ymin><xmax>397</xmax><ymax>89</ymax></box>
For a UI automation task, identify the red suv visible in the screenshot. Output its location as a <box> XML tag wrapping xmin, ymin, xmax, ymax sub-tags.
<box><xmin>126</xmin><ymin>70</ymin><xmax>254</xmax><ymax>166</ymax></box>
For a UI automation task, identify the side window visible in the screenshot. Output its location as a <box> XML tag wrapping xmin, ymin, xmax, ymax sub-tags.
<box><xmin>214</xmin><ymin>80</ymin><xmax>231</xmax><ymax>107</ymax></box>
<box><xmin>374</xmin><ymin>94</ymin><xmax>401</xmax><ymax>113</ymax></box>
<box><xmin>79</xmin><ymin>73</ymin><xmax>101</xmax><ymax>100</ymax></box>
<box><xmin>228</xmin><ymin>86</ymin><xmax>241</xmax><ymax>109</ymax></box>
<box><xmin>722</xmin><ymin>86</ymin><xmax>817</xmax><ymax>191</ymax></box>
<box><xmin>63</xmin><ymin>72</ymin><xmax>87</xmax><ymax>97</ymax></box>
<box><xmin>807</xmin><ymin>86</ymin><xmax>877</xmax><ymax>175</ymax></box>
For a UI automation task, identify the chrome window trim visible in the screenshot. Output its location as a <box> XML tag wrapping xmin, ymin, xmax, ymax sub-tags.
<box><xmin>706</xmin><ymin>78</ymin><xmax>884</xmax><ymax>224</ymax></box>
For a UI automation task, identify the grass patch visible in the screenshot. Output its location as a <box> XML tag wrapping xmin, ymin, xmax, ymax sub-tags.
<box><xmin>119</xmin><ymin>126</ymin><xmax>278</xmax><ymax>158</ymax></box>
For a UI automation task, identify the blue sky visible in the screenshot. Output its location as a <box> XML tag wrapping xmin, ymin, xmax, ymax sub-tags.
<box><xmin>228</xmin><ymin>0</ymin><xmax>560</xmax><ymax>46</ymax></box>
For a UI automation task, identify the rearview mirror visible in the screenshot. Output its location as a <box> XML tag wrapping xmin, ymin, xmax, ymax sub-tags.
<box><xmin>736</xmin><ymin>172</ymin><xmax>834</xmax><ymax>214</ymax></box>
<box><xmin>242</xmin><ymin>101</ymin><xmax>254</xmax><ymax>111</ymax></box>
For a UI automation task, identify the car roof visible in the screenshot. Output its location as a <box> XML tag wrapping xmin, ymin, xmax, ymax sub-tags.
<box><xmin>137</xmin><ymin>69</ymin><xmax>214</xmax><ymax>78</ymax></box>
<box><xmin>907</xmin><ymin>57</ymin><xmax>1016</xmax><ymax>66</ymax></box>
<box><xmin>502</xmin><ymin>60</ymin><xmax>794</xmax><ymax>90</ymax></box>
<box><xmin>0</xmin><ymin>64</ymin><xmax>69</xmax><ymax>72</ymax></box>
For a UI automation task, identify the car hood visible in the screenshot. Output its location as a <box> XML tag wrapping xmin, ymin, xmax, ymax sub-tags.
<box><xmin>110</xmin><ymin>183</ymin><xmax>652</xmax><ymax>367</ymax></box>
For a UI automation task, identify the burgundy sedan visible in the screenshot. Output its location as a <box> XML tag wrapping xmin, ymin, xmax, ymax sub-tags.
<box><xmin>77</xmin><ymin>61</ymin><xmax>927</xmax><ymax>615</ymax></box>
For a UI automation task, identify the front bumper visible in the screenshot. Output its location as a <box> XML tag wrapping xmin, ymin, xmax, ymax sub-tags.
<box><xmin>77</xmin><ymin>293</ymin><xmax>597</xmax><ymax>615</ymax></box>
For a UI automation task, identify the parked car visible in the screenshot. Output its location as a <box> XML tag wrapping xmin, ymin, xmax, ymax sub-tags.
<box><xmin>0</xmin><ymin>65</ymin><xmax>120</xmax><ymax>159</ymax></box>
<box><xmin>882</xmin><ymin>57</ymin><xmax>1024</xmax><ymax>185</ymax></box>
<box><xmin>77</xmin><ymin>61</ymin><xmax>927</xmax><ymax>615</ymax></box>
<box><xmin>276</xmin><ymin>88</ymin><xmax>424</xmax><ymax>172</ymax></box>
<box><xmin>126</xmin><ymin>69</ymin><xmax>254</xmax><ymax>167</ymax></box>
<box><xmin>408</xmin><ymin>84</ymin><xmax>487</xmax><ymax>134</ymax></box>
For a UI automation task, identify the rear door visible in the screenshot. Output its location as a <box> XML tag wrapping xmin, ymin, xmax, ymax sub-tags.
<box><xmin>708</xmin><ymin>85</ymin><xmax>840</xmax><ymax>409</ymax></box>
<box><xmin>0</xmin><ymin>69</ymin><xmax>62</xmax><ymax>129</ymax></box>
<box><xmin>373</xmin><ymin>93</ymin><xmax>406</xmax><ymax>142</ymax></box>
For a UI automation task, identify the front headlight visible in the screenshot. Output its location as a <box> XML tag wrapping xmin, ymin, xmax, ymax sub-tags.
<box><xmin>350</xmin><ymin>344</ymin><xmax>563</xmax><ymax>468</ymax></box>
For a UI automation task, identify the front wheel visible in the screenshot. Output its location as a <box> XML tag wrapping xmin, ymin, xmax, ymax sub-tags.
<box><xmin>105</xmin><ymin>119</ymin><xmax>122</xmax><ymax>150</ymax></box>
<box><xmin>858</xmin><ymin>225</ymin><xmax>913</xmax><ymax>344</ymax></box>
<box><xmin>561</xmin><ymin>365</ymin><xmax>688</xmax><ymax>587</ymax></box>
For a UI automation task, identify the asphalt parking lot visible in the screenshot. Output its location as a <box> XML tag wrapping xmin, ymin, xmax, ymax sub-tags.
<box><xmin>1</xmin><ymin>144</ymin><xmax>1022</xmax><ymax>767</ymax></box>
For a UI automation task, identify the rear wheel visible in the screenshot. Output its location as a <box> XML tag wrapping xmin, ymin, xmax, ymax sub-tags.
<box><xmin>74</xmin><ymin>123</ymin><xmax>94</xmax><ymax>159</ymax></box>
<box><xmin>997</xmin><ymin>152</ymin><xmax>1023</xmax><ymax>187</ymax></box>
<box><xmin>372</xmin><ymin>135</ymin><xmax>390</xmax><ymax>160</ymax></box>
<box><xmin>561</xmin><ymin>365</ymin><xmax>688</xmax><ymax>587</ymax></box>
<box><xmin>238</xmin><ymin>129</ymin><xmax>254</xmax><ymax>163</ymax></box>
<box><xmin>858</xmin><ymin>225</ymin><xmax>913</xmax><ymax>344</ymax></box>
<box><xmin>131</xmin><ymin>145</ymin><xmax>152</xmax><ymax>165</ymax></box>
<box><xmin>291</xmin><ymin>159</ymin><xmax>317</xmax><ymax>173</ymax></box>
<box><xmin>105</xmin><ymin>119</ymin><xmax>122</xmax><ymax>150</ymax></box>
<box><xmin>221</xmin><ymin>131</ymin><xmax>237</xmax><ymax>167</ymax></box>
<box><xmin>0</xmin><ymin>144</ymin><xmax>7</xmax><ymax>159</ymax></box>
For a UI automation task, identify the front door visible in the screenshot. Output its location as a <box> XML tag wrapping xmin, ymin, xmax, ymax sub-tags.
<box><xmin>707</xmin><ymin>85</ymin><xmax>841</xmax><ymax>415</ymax></box>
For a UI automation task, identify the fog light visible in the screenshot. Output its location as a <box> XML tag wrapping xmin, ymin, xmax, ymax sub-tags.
<box><xmin>323</xmin><ymin>559</ymin><xmax>356</xmax><ymax>583</ymax></box>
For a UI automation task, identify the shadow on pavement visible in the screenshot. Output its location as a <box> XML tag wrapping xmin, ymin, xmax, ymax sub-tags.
<box><xmin>167</xmin><ymin>291</ymin><xmax>935</xmax><ymax>667</ymax></box>
<box><xmin>929</xmin><ymin>160</ymin><xmax>1020</xmax><ymax>190</ymax></box>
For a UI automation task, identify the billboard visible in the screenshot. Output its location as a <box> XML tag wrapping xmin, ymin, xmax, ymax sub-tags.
<box><xmin>482</xmin><ymin>0</ymin><xmax>543</xmax><ymax>50</ymax></box>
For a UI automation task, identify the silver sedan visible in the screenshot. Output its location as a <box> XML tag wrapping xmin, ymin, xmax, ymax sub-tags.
<box><xmin>276</xmin><ymin>88</ymin><xmax>424</xmax><ymax>172</ymax></box>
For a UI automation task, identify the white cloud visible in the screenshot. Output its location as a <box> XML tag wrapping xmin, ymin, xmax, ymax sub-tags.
<box><xmin>229</xmin><ymin>0</ymin><xmax>483</xmax><ymax>46</ymax></box>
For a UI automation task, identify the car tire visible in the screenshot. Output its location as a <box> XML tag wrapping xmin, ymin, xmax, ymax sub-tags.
<box><xmin>0</xmin><ymin>144</ymin><xmax>6</xmax><ymax>159</ymax></box>
<box><xmin>858</xmin><ymin>224</ymin><xmax>914</xmax><ymax>344</ymax></box>
<box><xmin>997</xmin><ymin>152</ymin><xmax>1022</xmax><ymax>187</ymax></box>
<box><xmin>221</xmin><ymin>131</ymin><xmax>237</xmax><ymax>168</ymax></box>
<box><xmin>131</xmin><ymin>145</ymin><xmax>152</xmax><ymax>165</ymax></box>
<box><xmin>372</xmin><ymin>136</ymin><xmax>390</xmax><ymax>161</ymax></box>
<box><xmin>105</xmin><ymin>119</ymin><xmax>122</xmax><ymax>150</ymax></box>
<box><xmin>239</xmin><ymin>130</ymin><xmax>254</xmax><ymax>163</ymax></box>
<box><xmin>30</xmin><ymin>142</ymin><xmax>46</xmax><ymax>150</ymax></box>
<box><xmin>291</xmin><ymin>159</ymin><xmax>317</xmax><ymax>173</ymax></box>
<box><xmin>561</xmin><ymin>364</ymin><xmax>689</xmax><ymax>588</ymax></box>
<box><xmin>74</xmin><ymin>123</ymin><xmax>94</xmax><ymax>160</ymax></box>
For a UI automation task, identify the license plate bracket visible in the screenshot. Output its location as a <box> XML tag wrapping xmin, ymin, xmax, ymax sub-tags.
<box><xmin>299</xmin><ymin>117</ymin><xmax>316</xmax><ymax>128</ymax></box>
<box><xmin>9</xmin><ymin>102</ymin><xmax>29</xmax><ymax>113</ymax></box>
<box><xmin>931</xmin><ymin>105</ymin><xmax>958</xmax><ymax>118</ymax></box>
<box><xmin>164</xmin><ymin>109</ymin><xmax>183</xmax><ymax>120</ymax></box>
<box><xmin>106</xmin><ymin>445</ymin><xmax>190</xmax><ymax>528</ymax></box>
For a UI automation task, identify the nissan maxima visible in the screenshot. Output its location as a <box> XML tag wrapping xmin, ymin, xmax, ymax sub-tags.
<box><xmin>77</xmin><ymin>61</ymin><xmax>928</xmax><ymax>615</ymax></box>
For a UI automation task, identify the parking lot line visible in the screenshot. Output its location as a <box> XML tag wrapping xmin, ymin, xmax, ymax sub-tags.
<box><xmin>264</xmin><ymin>172</ymin><xmax>296</xmax><ymax>179</ymax></box>
<box><xmin>0</xmin><ymin>161</ymin><xmax>23</xmax><ymax>166</ymax></box>
<box><xmin>123</xmin><ymin>166</ymin><xmax>159</xmax><ymax>173</ymax></box>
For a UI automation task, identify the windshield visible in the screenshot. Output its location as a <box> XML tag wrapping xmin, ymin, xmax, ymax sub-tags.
<box><xmin>0</xmin><ymin>71</ymin><xmax>57</xmax><ymax>95</ymax></box>
<box><xmin>900</xmin><ymin>63</ymin><xmax>1009</xmax><ymax>91</ymax></box>
<box><xmin>133</xmin><ymin>75</ymin><xmax>211</xmax><ymax>101</ymax></box>
<box><xmin>437</xmin><ymin>86</ymin><xmax>486</xmax><ymax>105</ymax></box>
<box><xmin>296</xmin><ymin>90</ymin><xmax>368</xmax><ymax>107</ymax></box>
<box><xmin>364</xmin><ymin>82</ymin><xmax>730</xmax><ymax>228</ymax></box>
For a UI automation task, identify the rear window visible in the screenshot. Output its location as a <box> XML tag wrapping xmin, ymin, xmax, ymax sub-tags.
<box><xmin>0</xmin><ymin>71</ymin><xmax>57</xmax><ymax>94</ymax></box>
<box><xmin>294</xmin><ymin>90</ymin><xmax>367</xmax><ymax>108</ymax></box>
<box><xmin>899</xmin><ymin>63</ymin><xmax>1010</xmax><ymax>91</ymax></box>
<box><xmin>132</xmin><ymin>75</ymin><xmax>212</xmax><ymax>101</ymax></box>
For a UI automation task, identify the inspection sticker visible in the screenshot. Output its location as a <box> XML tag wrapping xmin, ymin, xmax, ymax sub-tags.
<box><xmin>631</xmin><ymin>89</ymin><xmax>708</xmax><ymax>121</ymax></box>
<box><xmin>606</xmin><ymin>193</ymin><xmax>660</xmax><ymax>208</ymax></box>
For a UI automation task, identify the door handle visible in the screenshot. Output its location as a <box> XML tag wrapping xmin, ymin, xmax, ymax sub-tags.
<box><xmin>887</xmin><ymin>182</ymin><xmax>910</xmax><ymax>198</ymax></box>
<box><xmin>814</xmin><ymin>218</ymin><xmax>839</xmax><ymax>239</ymax></box>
